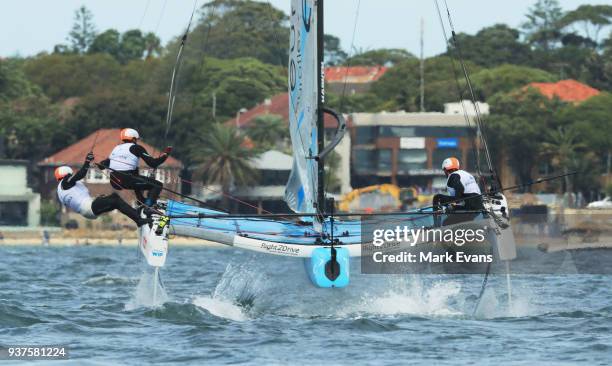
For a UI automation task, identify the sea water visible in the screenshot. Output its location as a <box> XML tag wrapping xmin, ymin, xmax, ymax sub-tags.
<box><xmin>1</xmin><ymin>245</ymin><xmax>611</xmax><ymax>365</ymax></box>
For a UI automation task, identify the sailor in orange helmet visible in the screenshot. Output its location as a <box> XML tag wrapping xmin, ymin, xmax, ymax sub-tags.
<box><xmin>55</xmin><ymin>153</ymin><xmax>150</xmax><ymax>227</ymax></box>
<box><xmin>98</xmin><ymin>128</ymin><xmax>171</xmax><ymax>207</ymax></box>
<box><xmin>432</xmin><ymin>157</ymin><xmax>484</xmax><ymax>226</ymax></box>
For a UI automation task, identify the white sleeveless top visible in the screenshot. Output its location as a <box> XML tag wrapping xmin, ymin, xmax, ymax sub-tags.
<box><xmin>447</xmin><ymin>170</ymin><xmax>481</xmax><ymax>197</ymax></box>
<box><xmin>109</xmin><ymin>143</ymin><xmax>139</xmax><ymax>171</ymax></box>
<box><xmin>57</xmin><ymin>180</ymin><xmax>92</xmax><ymax>215</ymax></box>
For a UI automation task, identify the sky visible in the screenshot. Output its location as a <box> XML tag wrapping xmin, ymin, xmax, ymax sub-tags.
<box><xmin>1</xmin><ymin>0</ymin><xmax>610</xmax><ymax>58</ymax></box>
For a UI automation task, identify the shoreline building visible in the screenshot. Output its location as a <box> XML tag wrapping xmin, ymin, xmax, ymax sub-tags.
<box><xmin>0</xmin><ymin>159</ymin><xmax>41</xmax><ymax>227</ymax></box>
<box><xmin>349</xmin><ymin>102</ymin><xmax>487</xmax><ymax>192</ymax></box>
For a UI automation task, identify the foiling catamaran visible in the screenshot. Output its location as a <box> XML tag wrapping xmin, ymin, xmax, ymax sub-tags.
<box><xmin>137</xmin><ymin>0</ymin><xmax>518</xmax><ymax>289</ymax></box>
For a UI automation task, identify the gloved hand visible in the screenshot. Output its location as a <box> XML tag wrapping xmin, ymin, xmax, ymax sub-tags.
<box><xmin>163</xmin><ymin>146</ymin><xmax>173</xmax><ymax>154</ymax></box>
<box><xmin>85</xmin><ymin>152</ymin><xmax>94</xmax><ymax>163</ymax></box>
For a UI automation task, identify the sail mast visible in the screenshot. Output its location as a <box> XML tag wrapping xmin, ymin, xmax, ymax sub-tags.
<box><xmin>316</xmin><ymin>0</ymin><xmax>325</xmax><ymax>212</ymax></box>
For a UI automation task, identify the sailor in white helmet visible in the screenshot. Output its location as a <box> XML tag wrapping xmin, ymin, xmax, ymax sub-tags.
<box><xmin>55</xmin><ymin>153</ymin><xmax>151</xmax><ymax>227</ymax></box>
<box><xmin>98</xmin><ymin>128</ymin><xmax>172</xmax><ymax>207</ymax></box>
<box><xmin>432</xmin><ymin>157</ymin><xmax>484</xmax><ymax>226</ymax></box>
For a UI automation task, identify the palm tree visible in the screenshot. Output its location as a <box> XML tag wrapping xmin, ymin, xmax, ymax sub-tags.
<box><xmin>540</xmin><ymin>126</ymin><xmax>586</xmax><ymax>193</ymax></box>
<box><xmin>245</xmin><ymin>114</ymin><xmax>289</xmax><ymax>152</ymax></box>
<box><xmin>191</xmin><ymin>123</ymin><xmax>259</xmax><ymax>209</ymax></box>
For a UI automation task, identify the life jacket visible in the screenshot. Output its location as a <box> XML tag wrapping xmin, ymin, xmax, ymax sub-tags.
<box><xmin>447</xmin><ymin>170</ymin><xmax>481</xmax><ymax>197</ymax></box>
<box><xmin>57</xmin><ymin>180</ymin><xmax>92</xmax><ymax>214</ymax></box>
<box><xmin>109</xmin><ymin>143</ymin><xmax>139</xmax><ymax>171</ymax></box>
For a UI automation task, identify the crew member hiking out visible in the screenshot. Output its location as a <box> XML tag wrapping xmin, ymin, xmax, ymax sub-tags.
<box><xmin>55</xmin><ymin>153</ymin><xmax>151</xmax><ymax>227</ymax></box>
<box><xmin>98</xmin><ymin>128</ymin><xmax>172</xmax><ymax>207</ymax></box>
<box><xmin>432</xmin><ymin>157</ymin><xmax>484</xmax><ymax>226</ymax></box>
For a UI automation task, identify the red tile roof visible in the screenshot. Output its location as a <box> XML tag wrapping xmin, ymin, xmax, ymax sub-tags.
<box><xmin>325</xmin><ymin>66</ymin><xmax>388</xmax><ymax>84</ymax></box>
<box><xmin>527</xmin><ymin>79</ymin><xmax>600</xmax><ymax>103</ymax></box>
<box><xmin>228</xmin><ymin>93</ymin><xmax>349</xmax><ymax>129</ymax></box>
<box><xmin>39</xmin><ymin>129</ymin><xmax>182</xmax><ymax>168</ymax></box>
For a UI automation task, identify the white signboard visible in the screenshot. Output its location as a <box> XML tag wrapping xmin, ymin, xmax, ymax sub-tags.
<box><xmin>400</xmin><ymin>137</ymin><xmax>425</xmax><ymax>149</ymax></box>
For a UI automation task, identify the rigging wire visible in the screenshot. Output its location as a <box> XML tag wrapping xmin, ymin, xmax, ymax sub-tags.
<box><xmin>433</xmin><ymin>0</ymin><xmax>483</xmax><ymax>180</ymax></box>
<box><xmin>437</xmin><ymin>0</ymin><xmax>499</xmax><ymax>190</ymax></box>
<box><xmin>163</xmin><ymin>0</ymin><xmax>200</xmax><ymax>145</ymax></box>
<box><xmin>138</xmin><ymin>0</ymin><xmax>152</xmax><ymax>30</ymax></box>
<box><xmin>323</xmin><ymin>0</ymin><xmax>361</xmax><ymax>199</ymax></box>
<box><xmin>154</xmin><ymin>0</ymin><xmax>169</xmax><ymax>35</ymax></box>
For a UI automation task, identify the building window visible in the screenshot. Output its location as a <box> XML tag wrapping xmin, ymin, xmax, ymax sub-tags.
<box><xmin>355</xmin><ymin>127</ymin><xmax>378</xmax><ymax>145</ymax></box>
<box><xmin>87</xmin><ymin>168</ymin><xmax>110</xmax><ymax>184</ymax></box>
<box><xmin>353</xmin><ymin>149</ymin><xmax>377</xmax><ymax>174</ymax></box>
<box><xmin>378</xmin><ymin>149</ymin><xmax>392</xmax><ymax>172</ymax></box>
<box><xmin>258</xmin><ymin>170</ymin><xmax>290</xmax><ymax>186</ymax></box>
<box><xmin>0</xmin><ymin>201</ymin><xmax>28</xmax><ymax>226</ymax></box>
<box><xmin>415</xmin><ymin>126</ymin><xmax>470</xmax><ymax>138</ymax></box>
<box><xmin>398</xmin><ymin>149</ymin><xmax>427</xmax><ymax>172</ymax></box>
<box><xmin>380</xmin><ymin>126</ymin><xmax>416</xmax><ymax>138</ymax></box>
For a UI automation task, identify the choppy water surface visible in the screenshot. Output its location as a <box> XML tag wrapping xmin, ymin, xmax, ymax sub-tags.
<box><xmin>1</xmin><ymin>245</ymin><xmax>611</xmax><ymax>365</ymax></box>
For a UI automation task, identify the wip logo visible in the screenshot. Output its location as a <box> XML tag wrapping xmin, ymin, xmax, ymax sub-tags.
<box><xmin>152</xmin><ymin>251</ymin><xmax>164</xmax><ymax>257</ymax></box>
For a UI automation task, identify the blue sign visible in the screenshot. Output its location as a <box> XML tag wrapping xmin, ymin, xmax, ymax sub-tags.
<box><xmin>437</xmin><ymin>138</ymin><xmax>458</xmax><ymax>148</ymax></box>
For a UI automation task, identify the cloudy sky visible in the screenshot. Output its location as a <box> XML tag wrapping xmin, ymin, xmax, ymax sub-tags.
<box><xmin>1</xmin><ymin>0</ymin><xmax>609</xmax><ymax>58</ymax></box>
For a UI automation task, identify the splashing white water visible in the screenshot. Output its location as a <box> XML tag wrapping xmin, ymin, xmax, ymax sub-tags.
<box><xmin>125</xmin><ymin>270</ymin><xmax>168</xmax><ymax>310</ymax></box>
<box><xmin>474</xmin><ymin>281</ymin><xmax>537</xmax><ymax>319</ymax></box>
<box><xmin>346</xmin><ymin>277</ymin><xmax>463</xmax><ymax>317</ymax></box>
<box><xmin>193</xmin><ymin>296</ymin><xmax>248</xmax><ymax>321</ymax></box>
<box><xmin>191</xmin><ymin>260</ymin><xmax>269</xmax><ymax>321</ymax></box>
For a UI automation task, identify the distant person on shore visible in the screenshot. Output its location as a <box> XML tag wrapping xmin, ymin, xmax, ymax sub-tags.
<box><xmin>55</xmin><ymin>153</ymin><xmax>150</xmax><ymax>227</ymax></box>
<box><xmin>432</xmin><ymin>157</ymin><xmax>484</xmax><ymax>226</ymax></box>
<box><xmin>97</xmin><ymin>128</ymin><xmax>172</xmax><ymax>207</ymax></box>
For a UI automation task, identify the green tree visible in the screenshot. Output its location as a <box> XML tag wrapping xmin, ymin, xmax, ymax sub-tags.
<box><xmin>540</xmin><ymin>127</ymin><xmax>586</xmax><ymax>192</ymax></box>
<box><xmin>558</xmin><ymin>5</ymin><xmax>612</xmax><ymax>46</ymax></box>
<box><xmin>451</xmin><ymin>24</ymin><xmax>533</xmax><ymax>67</ymax></box>
<box><xmin>521</xmin><ymin>0</ymin><xmax>564</xmax><ymax>51</ymax></box>
<box><xmin>346</xmin><ymin>49</ymin><xmax>415</xmax><ymax>66</ymax></box>
<box><xmin>23</xmin><ymin>54</ymin><xmax>121</xmax><ymax>101</ymax></box>
<box><xmin>487</xmin><ymin>88</ymin><xmax>563</xmax><ymax>187</ymax></box>
<box><xmin>88</xmin><ymin>29</ymin><xmax>121</xmax><ymax>58</ymax></box>
<box><xmin>64</xmin><ymin>89</ymin><xmax>167</xmax><ymax>145</ymax></box>
<box><xmin>0</xmin><ymin>96</ymin><xmax>70</xmax><ymax>161</ymax></box>
<box><xmin>182</xmin><ymin>0</ymin><xmax>288</xmax><ymax>66</ymax></box>
<box><xmin>245</xmin><ymin>114</ymin><xmax>289</xmax><ymax>151</ymax></box>
<box><xmin>181</xmin><ymin>57</ymin><xmax>285</xmax><ymax>120</ymax></box>
<box><xmin>557</xmin><ymin>93</ymin><xmax>612</xmax><ymax>167</ymax></box>
<box><xmin>0</xmin><ymin>59</ymin><xmax>40</xmax><ymax>101</ymax></box>
<box><xmin>369</xmin><ymin>56</ymin><xmax>481</xmax><ymax>112</ymax></box>
<box><xmin>190</xmin><ymin>124</ymin><xmax>258</xmax><ymax>209</ymax></box>
<box><xmin>68</xmin><ymin>6</ymin><xmax>97</xmax><ymax>54</ymax></box>
<box><xmin>324</xmin><ymin>34</ymin><xmax>348</xmax><ymax>66</ymax></box>
<box><xmin>470</xmin><ymin>64</ymin><xmax>556</xmax><ymax>99</ymax></box>
<box><xmin>89</xmin><ymin>29</ymin><xmax>161</xmax><ymax>64</ymax></box>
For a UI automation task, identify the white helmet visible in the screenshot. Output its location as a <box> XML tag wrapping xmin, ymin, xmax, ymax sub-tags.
<box><xmin>120</xmin><ymin>128</ymin><xmax>140</xmax><ymax>142</ymax></box>
<box><xmin>441</xmin><ymin>157</ymin><xmax>460</xmax><ymax>171</ymax></box>
<box><xmin>54</xmin><ymin>166</ymin><xmax>74</xmax><ymax>181</ymax></box>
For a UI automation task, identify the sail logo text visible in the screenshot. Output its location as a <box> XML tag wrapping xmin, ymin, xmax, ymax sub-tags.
<box><xmin>372</xmin><ymin>226</ymin><xmax>486</xmax><ymax>247</ymax></box>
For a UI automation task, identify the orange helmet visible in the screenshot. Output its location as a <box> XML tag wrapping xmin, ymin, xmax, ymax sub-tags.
<box><xmin>54</xmin><ymin>166</ymin><xmax>73</xmax><ymax>181</ymax></box>
<box><xmin>442</xmin><ymin>157</ymin><xmax>460</xmax><ymax>172</ymax></box>
<box><xmin>120</xmin><ymin>128</ymin><xmax>139</xmax><ymax>142</ymax></box>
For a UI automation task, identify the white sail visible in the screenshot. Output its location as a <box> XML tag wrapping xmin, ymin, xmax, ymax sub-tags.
<box><xmin>285</xmin><ymin>0</ymin><xmax>319</xmax><ymax>214</ymax></box>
